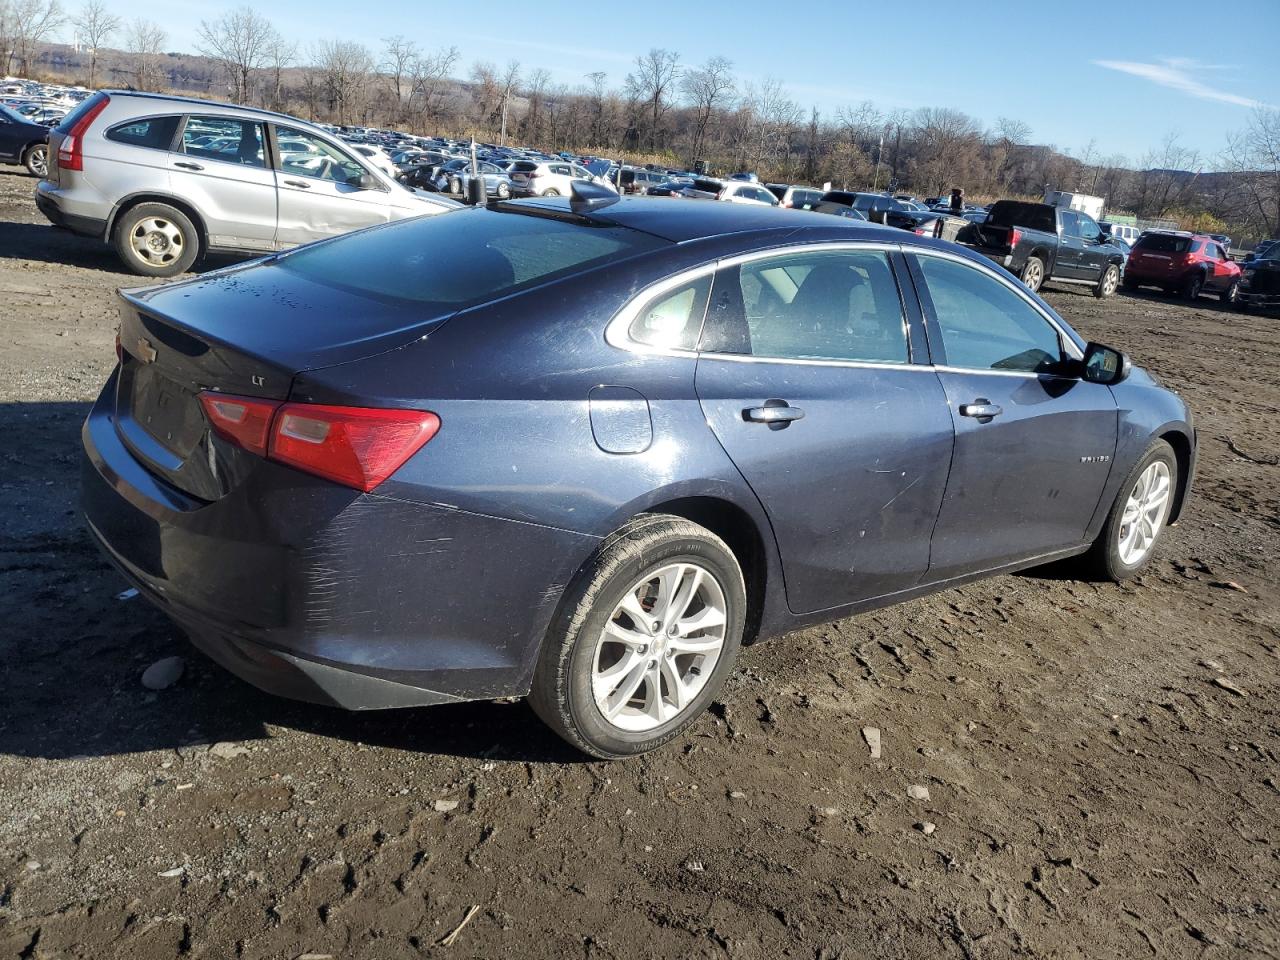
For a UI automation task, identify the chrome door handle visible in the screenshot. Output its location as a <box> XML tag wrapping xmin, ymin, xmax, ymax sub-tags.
<box><xmin>960</xmin><ymin>400</ymin><xmax>1003</xmax><ymax>421</ymax></box>
<box><xmin>744</xmin><ymin>400</ymin><xmax>805</xmax><ymax>428</ymax></box>
<box><xmin>283</xmin><ymin>179</ymin><xmax>311</xmax><ymax>189</ymax></box>
<box><xmin>173</xmin><ymin>161</ymin><xmax>203</xmax><ymax>170</ymax></box>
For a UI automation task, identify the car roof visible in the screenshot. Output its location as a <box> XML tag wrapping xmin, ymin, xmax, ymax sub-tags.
<box><xmin>99</xmin><ymin>89</ymin><xmax>307</xmax><ymax>125</ymax></box>
<box><xmin>508</xmin><ymin>195</ymin><xmax>900</xmax><ymax>244</ymax></box>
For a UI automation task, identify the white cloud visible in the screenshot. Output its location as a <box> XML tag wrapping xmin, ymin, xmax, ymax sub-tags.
<box><xmin>1093</xmin><ymin>57</ymin><xmax>1264</xmax><ymax>108</ymax></box>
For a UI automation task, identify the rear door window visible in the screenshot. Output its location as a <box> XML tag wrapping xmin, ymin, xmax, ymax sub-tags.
<box><xmin>181</xmin><ymin>117</ymin><xmax>265</xmax><ymax>166</ymax></box>
<box><xmin>628</xmin><ymin>276</ymin><xmax>712</xmax><ymax>350</ymax></box>
<box><xmin>702</xmin><ymin>249</ymin><xmax>909</xmax><ymax>364</ymax></box>
<box><xmin>105</xmin><ymin>115</ymin><xmax>181</xmax><ymax>150</ymax></box>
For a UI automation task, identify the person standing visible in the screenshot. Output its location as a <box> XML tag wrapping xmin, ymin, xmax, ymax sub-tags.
<box><xmin>949</xmin><ymin>187</ymin><xmax>965</xmax><ymax>216</ymax></box>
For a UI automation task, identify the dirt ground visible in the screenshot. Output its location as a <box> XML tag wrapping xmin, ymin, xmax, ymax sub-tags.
<box><xmin>0</xmin><ymin>163</ymin><xmax>1277</xmax><ymax>960</ymax></box>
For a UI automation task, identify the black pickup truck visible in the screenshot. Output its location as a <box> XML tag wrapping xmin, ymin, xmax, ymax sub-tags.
<box><xmin>957</xmin><ymin>200</ymin><xmax>1127</xmax><ymax>298</ymax></box>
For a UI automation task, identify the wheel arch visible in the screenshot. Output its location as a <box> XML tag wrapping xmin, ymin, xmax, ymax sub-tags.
<box><xmin>106</xmin><ymin>193</ymin><xmax>209</xmax><ymax>255</ymax></box>
<box><xmin>1158</xmin><ymin>428</ymin><xmax>1194</xmax><ymax>524</ymax></box>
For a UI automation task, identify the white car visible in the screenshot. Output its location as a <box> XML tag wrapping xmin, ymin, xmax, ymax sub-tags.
<box><xmin>682</xmin><ymin>178</ymin><xmax>779</xmax><ymax>206</ymax></box>
<box><xmin>508</xmin><ymin>160</ymin><xmax>617</xmax><ymax>198</ymax></box>
<box><xmin>350</xmin><ymin>144</ymin><xmax>398</xmax><ymax>179</ymax></box>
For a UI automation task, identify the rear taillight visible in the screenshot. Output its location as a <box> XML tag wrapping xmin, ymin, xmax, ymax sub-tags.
<box><xmin>57</xmin><ymin>95</ymin><xmax>109</xmax><ymax>172</ymax></box>
<box><xmin>270</xmin><ymin>403</ymin><xmax>440</xmax><ymax>492</ymax></box>
<box><xmin>198</xmin><ymin>393</ymin><xmax>439</xmax><ymax>491</ymax></box>
<box><xmin>1007</xmin><ymin>227</ymin><xmax>1022</xmax><ymax>249</ymax></box>
<box><xmin>199</xmin><ymin>393</ymin><xmax>281</xmax><ymax>457</ymax></box>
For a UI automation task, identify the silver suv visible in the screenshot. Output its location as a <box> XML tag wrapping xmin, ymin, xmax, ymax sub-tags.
<box><xmin>36</xmin><ymin>91</ymin><xmax>459</xmax><ymax>277</ymax></box>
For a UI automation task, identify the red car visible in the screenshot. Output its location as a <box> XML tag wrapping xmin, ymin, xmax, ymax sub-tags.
<box><xmin>1123</xmin><ymin>231</ymin><xmax>1241</xmax><ymax>302</ymax></box>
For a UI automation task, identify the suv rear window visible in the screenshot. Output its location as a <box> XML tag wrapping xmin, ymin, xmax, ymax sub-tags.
<box><xmin>54</xmin><ymin>91</ymin><xmax>109</xmax><ymax>134</ymax></box>
<box><xmin>276</xmin><ymin>207</ymin><xmax>668</xmax><ymax>307</ymax></box>
<box><xmin>1135</xmin><ymin>234</ymin><xmax>1190</xmax><ymax>254</ymax></box>
<box><xmin>106</xmin><ymin>115</ymin><xmax>181</xmax><ymax>150</ymax></box>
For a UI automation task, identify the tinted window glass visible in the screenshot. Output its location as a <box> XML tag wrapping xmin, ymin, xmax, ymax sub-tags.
<box><xmin>53</xmin><ymin>91</ymin><xmax>108</xmax><ymax>134</ymax></box>
<box><xmin>1203</xmin><ymin>244</ymin><xmax>1221</xmax><ymax>261</ymax></box>
<box><xmin>628</xmin><ymin>276</ymin><xmax>711</xmax><ymax>350</ymax></box>
<box><xmin>918</xmin><ymin>256</ymin><xmax>1064</xmax><ymax>373</ymax></box>
<box><xmin>1059</xmin><ymin>210</ymin><xmax>1081</xmax><ymax>237</ymax></box>
<box><xmin>180</xmin><ymin>117</ymin><xmax>264</xmax><ymax>166</ymax></box>
<box><xmin>106</xmin><ymin>115</ymin><xmax>180</xmax><ymax>150</ymax></box>
<box><xmin>1076</xmin><ymin>214</ymin><xmax>1101</xmax><ymax>242</ymax></box>
<box><xmin>703</xmin><ymin>250</ymin><xmax>908</xmax><ymax>364</ymax></box>
<box><xmin>1136</xmin><ymin>234</ymin><xmax>1190</xmax><ymax>254</ymax></box>
<box><xmin>986</xmin><ymin>202</ymin><xmax>1057</xmax><ymax>233</ymax></box>
<box><xmin>276</xmin><ymin>125</ymin><xmax>362</xmax><ymax>182</ymax></box>
<box><xmin>278</xmin><ymin>208</ymin><xmax>667</xmax><ymax>307</ymax></box>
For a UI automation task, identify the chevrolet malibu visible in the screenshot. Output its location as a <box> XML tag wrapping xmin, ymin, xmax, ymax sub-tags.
<box><xmin>82</xmin><ymin>193</ymin><xmax>1196</xmax><ymax>758</ymax></box>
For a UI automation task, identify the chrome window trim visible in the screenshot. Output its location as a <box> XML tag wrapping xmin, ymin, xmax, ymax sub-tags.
<box><xmin>908</xmin><ymin>246</ymin><xmax>1085</xmax><ymax>361</ymax></box>
<box><xmin>605</xmin><ymin>241</ymin><xmax>926</xmax><ymax>368</ymax></box>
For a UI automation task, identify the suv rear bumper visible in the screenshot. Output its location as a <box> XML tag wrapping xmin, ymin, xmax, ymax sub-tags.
<box><xmin>35</xmin><ymin>182</ymin><xmax>108</xmax><ymax>239</ymax></box>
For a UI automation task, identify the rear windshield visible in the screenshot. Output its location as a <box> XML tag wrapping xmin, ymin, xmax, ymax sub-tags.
<box><xmin>1135</xmin><ymin>234</ymin><xmax>1190</xmax><ymax>254</ymax></box>
<box><xmin>54</xmin><ymin>90</ymin><xmax>109</xmax><ymax>134</ymax></box>
<box><xmin>275</xmin><ymin>207</ymin><xmax>668</xmax><ymax>307</ymax></box>
<box><xmin>509</xmin><ymin>161</ymin><xmax>538</xmax><ymax>172</ymax></box>
<box><xmin>986</xmin><ymin>202</ymin><xmax>1056</xmax><ymax>233</ymax></box>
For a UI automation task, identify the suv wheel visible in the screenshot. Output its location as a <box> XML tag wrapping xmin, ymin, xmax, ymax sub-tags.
<box><xmin>496</xmin><ymin>181</ymin><xmax>511</xmax><ymax>199</ymax></box>
<box><xmin>1020</xmin><ymin>256</ymin><xmax>1044</xmax><ymax>292</ymax></box>
<box><xmin>1094</xmin><ymin>263</ymin><xmax>1120</xmax><ymax>299</ymax></box>
<box><xmin>542</xmin><ymin>187</ymin><xmax>560</xmax><ymax>197</ymax></box>
<box><xmin>1182</xmin><ymin>271</ymin><xmax>1204</xmax><ymax>301</ymax></box>
<box><xmin>22</xmin><ymin>143</ymin><xmax>47</xmax><ymax>178</ymax></box>
<box><xmin>529</xmin><ymin>515</ymin><xmax>745</xmax><ymax>759</ymax></box>
<box><xmin>113</xmin><ymin>202</ymin><xmax>200</xmax><ymax>278</ymax></box>
<box><xmin>1220</xmin><ymin>279</ymin><xmax>1239</xmax><ymax>304</ymax></box>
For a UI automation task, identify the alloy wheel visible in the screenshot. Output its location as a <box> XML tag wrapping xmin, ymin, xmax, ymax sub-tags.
<box><xmin>1023</xmin><ymin>260</ymin><xmax>1043</xmax><ymax>291</ymax></box>
<box><xmin>27</xmin><ymin>145</ymin><xmax>47</xmax><ymax>177</ymax></box>
<box><xmin>1117</xmin><ymin>460</ymin><xmax>1172</xmax><ymax>566</ymax></box>
<box><xmin>1101</xmin><ymin>266</ymin><xmax>1119</xmax><ymax>296</ymax></box>
<box><xmin>590</xmin><ymin>562</ymin><xmax>727</xmax><ymax>733</ymax></box>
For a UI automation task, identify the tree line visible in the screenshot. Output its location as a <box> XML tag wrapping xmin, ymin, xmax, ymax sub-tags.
<box><xmin>2</xmin><ymin>0</ymin><xmax>1277</xmax><ymax>245</ymax></box>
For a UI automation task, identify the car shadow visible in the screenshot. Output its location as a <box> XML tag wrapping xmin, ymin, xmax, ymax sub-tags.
<box><xmin>0</xmin><ymin>399</ymin><xmax>585</xmax><ymax>766</ymax></box>
<box><xmin>0</xmin><ymin>218</ymin><xmax>252</xmax><ymax>274</ymax></box>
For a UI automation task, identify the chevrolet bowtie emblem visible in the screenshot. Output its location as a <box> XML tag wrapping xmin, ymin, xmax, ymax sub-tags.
<box><xmin>136</xmin><ymin>337</ymin><xmax>158</xmax><ymax>363</ymax></box>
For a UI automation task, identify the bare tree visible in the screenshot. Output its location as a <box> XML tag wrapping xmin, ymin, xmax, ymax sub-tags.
<box><xmin>124</xmin><ymin>18</ymin><xmax>167</xmax><ymax>91</ymax></box>
<box><xmin>498</xmin><ymin>59</ymin><xmax>520</xmax><ymax>144</ymax></box>
<box><xmin>624</xmin><ymin>48</ymin><xmax>680</xmax><ymax>151</ymax></box>
<box><xmin>1131</xmin><ymin>133</ymin><xmax>1202</xmax><ymax>219</ymax></box>
<box><xmin>312</xmin><ymin>40</ymin><xmax>373</xmax><ymax>125</ymax></box>
<box><xmin>72</xmin><ymin>0</ymin><xmax>118</xmax><ymax>88</ymax></box>
<box><xmin>409</xmin><ymin>45</ymin><xmax>458</xmax><ymax>131</ymax></box>
<box><xmin>1221</xmin><ymin>108</ymin><xmax>1280</xmax><ymax>241</ymax></box>
<box><xmin>522</xmin><ymin>68</ymin><xmax>549</xmax><ymax>145</ymax></box>
<box><xmin>381</xmin><ymin>35</ymin><xmax>418</xmax><ymax>117</ymax></box>
<box><xmin>10</xmin><ymin>0</ymin><xmax>64</xmax><ymax>76</ymax></box>
<box><xmin>264</xmin><ymin>34</ymin><xmax>297</xmax><ymax>112</ymax></box>
<box><xmin>197</xmin><ymin>6</ymin><xmax>276</xmax><ymax>104</ymax></box>
<box><xmin>681</xmin><ymin>55</ymin><xmax>734</xmax><ymax>166</ymax></box>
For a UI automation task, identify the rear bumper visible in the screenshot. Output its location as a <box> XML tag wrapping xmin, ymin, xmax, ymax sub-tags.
<box><xmin>35</xmin><ymin>182</ymin><xmax>108</xmax><ymax>239</ymax></box>
<box><xmin>81</xmin><ymin>371</ymin><xmax>598</xmax><ymax>709</ymax></box>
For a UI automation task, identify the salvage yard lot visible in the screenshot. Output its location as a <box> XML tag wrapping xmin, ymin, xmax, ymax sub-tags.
<box><xmin>0</xmin><ymin>164</ymin><xmax>1277</xmax><ymax>960</ymax></box>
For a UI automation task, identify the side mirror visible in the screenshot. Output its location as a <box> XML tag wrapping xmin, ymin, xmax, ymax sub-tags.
<box><xmin>1081</xmin><ymin>342</ymin><xmax>1131</xmax><ymax>385</ymax></box>
<box><xmin>1244</xmin><ymin>253</ymin><xmax>1255</xmax><ymax>262</ymax></box>
<box><xmin>348</xmin><ymin>171</ymin><xmax>378</xmax><ymax>190</ymax></box>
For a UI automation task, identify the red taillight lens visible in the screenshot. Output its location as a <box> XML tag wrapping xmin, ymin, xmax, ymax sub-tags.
<box><xmin>1008</xmin><ymin>227</ymin><xmax>1022</xmax><ymax>249</ymax></box>
<box><xmin>269</xmin><ymin>403</ymin><xmax>440</xmax><ymax>492</ymax></box>
<box><xmin>199</xmin><ymin>393</ymin><xmax>281</xmax><ymax>457</ymax></box>
<box><xmin>56</xmin><ymin>95</ymin><xmax>109</xmax><ymax>172</ymax></box>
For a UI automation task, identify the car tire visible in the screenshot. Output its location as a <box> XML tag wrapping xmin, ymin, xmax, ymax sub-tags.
<box><xmin>22</xmin><ymin>143</ymin><xmax>48</xmax><ymax>178</ymax></box>
<box><xmin>1082</xmin><ymin>439</ymin><xmax>1178</xmax><ymax>582</ymax></box>
<box><xmin>528</xmin><ymin>514</ymin><xmax>746</xmax><ymax>759</ymax></box>
<box><xmin>1220</xmin><ymin>279</ymin><xmax>1239</xmax><ymax>304</ymax></box>
<box><xmin>1182</xmin><ymin>271</ymin><xmax>1204</xmax><ymax>301</ymax></box>
<box><xmin>450</xmin><ymin>177</ymin><xmax>463</xmax><ymax>195</ymax></box>
<box><xmin>542</xmin><ymin>188</ymin><xmax>560</xmax><ymax>197</ymax></box>
<box><xmin>1094</xmin><ymin>263</ymin><xmax>1120</xmax><ymax>299</ymax></box>
<box><xmin>1020</xmin><ymin>256</ymin><xmax>1044</xmax><ymax>293</ymax></box>
<box><xmin>112</xmin><ymin>202</ymin><xmax>200</xmax><ymax>278</ymax></box>
<box><xmin>497</xmin><ymin>182</ymin><xmax>511</xmax><ymax>199</ymax></box>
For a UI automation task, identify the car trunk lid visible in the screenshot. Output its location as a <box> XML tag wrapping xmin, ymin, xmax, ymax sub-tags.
<box><xmin>113</xmin><ymin>263</ymin><xmax>456</xmax><ymax>500</ymax></box>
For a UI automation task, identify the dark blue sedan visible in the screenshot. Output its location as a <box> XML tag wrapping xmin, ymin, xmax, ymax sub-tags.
<box><xmin>0</xmin><ymin>103</ymin><xmax>50</xmax><ymax>176</ymax></box>
<box><xmin>82</xmin><ymin>193</ymin><xmax>1196</xmax><ymax>758</ymax></box>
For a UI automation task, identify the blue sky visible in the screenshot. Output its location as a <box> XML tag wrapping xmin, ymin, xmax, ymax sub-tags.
<box><xmin>87</xmin><ymin>0</ymin><xmax>1272</xmax><ymax>167</ymax></box>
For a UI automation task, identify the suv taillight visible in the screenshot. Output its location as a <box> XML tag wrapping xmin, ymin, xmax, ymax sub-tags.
<box><xmin>199</xmin><ymin>393</ymin><xmax>440</xmax><ymax>492</ymax></box>
<box><xmin>57</xmin><ymin>95</ymin><xmax>109</xmax><ymax>172</ymax></box>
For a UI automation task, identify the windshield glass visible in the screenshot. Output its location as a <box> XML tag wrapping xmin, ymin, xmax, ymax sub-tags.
<box><xmin>276</xmin><ymin>206</ymin><xmax>668</xmax><ymax>308</ymax></box>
